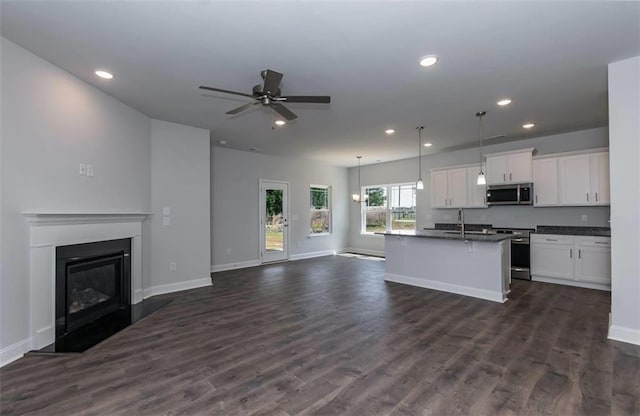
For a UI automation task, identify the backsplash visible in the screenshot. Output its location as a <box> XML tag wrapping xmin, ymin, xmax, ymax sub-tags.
<box><xmin>423</xmin><ymin>205</ymin><xmax>610</xmax><ymax>230</ymax></box>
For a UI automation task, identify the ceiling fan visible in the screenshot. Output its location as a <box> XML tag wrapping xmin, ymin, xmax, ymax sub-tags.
<box><xmin>199</xmin><ymin>69</ymin><xmax>330</xmax><ymax>121</ymax></box>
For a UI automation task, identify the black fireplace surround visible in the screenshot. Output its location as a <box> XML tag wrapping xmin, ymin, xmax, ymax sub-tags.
<box><xmin>55</xmin><ymin>238</ymin><xmax>131</xmax><ymax>340</ymax></box>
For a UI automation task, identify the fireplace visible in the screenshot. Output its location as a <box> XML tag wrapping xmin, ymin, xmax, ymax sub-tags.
<box><xmin>55</xmin><ymin>238</ymin><xmax>131</xmax><ymax>339</ymax></box>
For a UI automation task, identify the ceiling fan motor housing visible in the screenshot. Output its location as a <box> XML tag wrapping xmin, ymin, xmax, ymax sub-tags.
<box><xmin>252</xmin><ymin>84</ymin><xmax>281</xmax><ymax>98</ymax></box>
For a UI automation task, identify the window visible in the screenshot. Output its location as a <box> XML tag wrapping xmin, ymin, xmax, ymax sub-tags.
<box><xmin>362</xmin><ymin>183</ymin><xmax>416</xmax><ymax>234</ymax></box>
<box><xmin>310</xmin><ymin>185</ymin><xmax>331</xmax><ymax>235</ymax></box>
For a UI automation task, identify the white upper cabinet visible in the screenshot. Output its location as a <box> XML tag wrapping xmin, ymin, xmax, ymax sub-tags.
<box><xmin>589</xmin><ymin>152</ymin><xmax>610</xmax><ymax>205</ymax></box>
<box><xmin>557</xmin><ymin>152</ymin><xmax>609</xmax><ymax>206</ymax></box>
<box><xmin>430</xmin><ymin>170</ymin><xmax>449</xmax><ymax>208</ymax></box>
<box><xmin>448</xmin><ymin>168</ymin><xmax>468</xmax><ymax>208</ymax></box>
<box><xmin>485</xmin><ymin>149</ymin><xmax>534</xmax><ymax>185</ymax></box>
<box><xmin>430</xmin><ymin>168</ymin><xmax>468</xmax><ymax>208</ymax></box>
<box><xmin>532</xmin><ymin>158</ymin><xmax>558</xmax><ymax>206</ymax></box>
<box><xmin>466</xmin><ymin>166</ymin><xmax>487</xmax><ymax>208</ymax></box>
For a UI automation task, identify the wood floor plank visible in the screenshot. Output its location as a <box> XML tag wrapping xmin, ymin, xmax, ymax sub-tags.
<box><xmin>1</xmin><ymin>255</ymin><xmax>638</xmax><ymax>416</ymax></box>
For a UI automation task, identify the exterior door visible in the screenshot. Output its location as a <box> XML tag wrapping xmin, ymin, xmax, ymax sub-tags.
<box><xmin>260</xmin><ymin>180</ymin><xmax>289</xmax><ymax>263</ymax></box>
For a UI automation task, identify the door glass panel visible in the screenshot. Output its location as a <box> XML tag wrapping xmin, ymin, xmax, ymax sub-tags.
<box><xmin>265</xmin><ymin>189</ymin><xmax>284</xmax><ymax>252</ymax></box>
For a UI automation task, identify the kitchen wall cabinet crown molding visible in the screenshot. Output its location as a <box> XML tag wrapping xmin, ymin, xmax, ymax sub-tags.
<box><xmin>485</xmin><ymin>149</ymin><xmax>534</xmax><ymax>185</ymax></box>
<box><xmin>531</xmin><ymin>233</ymin><xmax>611</xmax><ymax>290</ymax></box>
<box><xmin>533</xmin><ymin>147</ymin><xmax>609</xmax><ymax>160</ymax></box>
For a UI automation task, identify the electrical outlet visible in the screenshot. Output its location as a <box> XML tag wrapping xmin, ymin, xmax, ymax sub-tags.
<box><xmin>163</xmin><ymin>216</ymin><xmax>171</xmax><ymax>226</ymax></box>
<box><xmin>163</xmin><ymin>207</ymin><xmax>171</xmax><ymax>216</ymax></box>
<box><xmin>169</xmin><ymin>262</ymin><xmax>177</xmax><ymax>271</ymax></box>
<box><xmin>86</xmin><ymin>164</ymin><xmax>94</xmax><ymax>177</ymax></box>
<box><xmin>79</xmin><ymin>163</ymin><xmax>87</xmax><ymax>176</ymax></box>
<box><xmin>581</xmin><ymin>214</ymin><xmax>588</xmax><ymax>222</ymax></box>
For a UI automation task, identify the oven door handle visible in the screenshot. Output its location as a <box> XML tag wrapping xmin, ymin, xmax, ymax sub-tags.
<box><xmin>511</xmin><ymin>238</ymin><xmax>529</xmax><ymax>244</ymax></box>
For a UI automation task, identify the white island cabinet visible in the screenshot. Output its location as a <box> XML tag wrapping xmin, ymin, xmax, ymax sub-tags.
<box><xmin>379</xmin><ymin>230</ymin><xmax>512</xmax><ymax>303</ymax></box>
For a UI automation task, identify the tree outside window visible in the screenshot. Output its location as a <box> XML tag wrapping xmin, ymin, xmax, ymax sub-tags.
<box><xmin>310</xmin><ymin>185</ymin><xmax>331</xmax><ymax>235</ymax></box>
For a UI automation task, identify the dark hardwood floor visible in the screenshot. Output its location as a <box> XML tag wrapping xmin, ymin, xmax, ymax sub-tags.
<box><xmin>1</xmin><ymin>255</ymin><xmax>639</xmax><ymax>415</ymax></box>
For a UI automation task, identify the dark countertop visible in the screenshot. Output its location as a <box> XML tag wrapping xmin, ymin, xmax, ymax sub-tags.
<box><xmin>535</xmin><ymin>225</ymin><xmax>611</xmax><ymax>237</ymax></box>
<box><xmin>376</xmin><ymin>230</ymin><xmax>514</xmax><ymax>242</ymax></box>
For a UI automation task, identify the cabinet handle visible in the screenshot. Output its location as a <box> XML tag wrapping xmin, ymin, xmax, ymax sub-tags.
<box><xmin>595</xmin><ymin>241</ymin><xmax>609</xmax><ymax>245</ymax></box>
<box><xmin>510</xmin><ymin>173</ymin><xmax>512</xmax><ymax>181</ymax></box>
<box><xmin>570</xmin><ymin>248</ymin><xmax>573</xmax><ymax>258</ymax></box>
<box><xmin>503</xmin><ymin>173</ymin><xmax>506</xmax><ymax>182</ymax></box>
<box><xmin>546</xmin><ymin>238</ymin><xmax>558</xmax><ymax>241</ymax></box>
<box><xmin>595</xmin><ymin>192</ymin><xmax>598</xmax><ymax>202</ymax></box>
<box><xmin>578</xmin><ymin>249</ymin><xmax>581</xmax><ymax>259</ymax></box>
<box><xmin>535</xmin><ymin>195</ymin><xmax>538</xmax><ymax>204</ymax></box>
<box><xmin>587</xmin><ymin>193</ymin><xmax>589</xmax><ymax>202</ymax></box>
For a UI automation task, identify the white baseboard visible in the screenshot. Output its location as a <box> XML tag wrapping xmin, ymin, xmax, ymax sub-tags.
<box><xmin>609</xmin><ymin>324</ymin><xmax>640</xmax><ymax>345</ymax></box>
<box><xmin>342</xmin><ymin>248</ymin><xmax>385</xmax><ymax>258</ymax></box>
<box><xmin>145</xmin><ymin>277</ymin><xmax>212</xmax><ymax>297</ymax></box>
<box><xmin>33</xmin><ymin>325</ymin><xmax>54</xmax><ymax>350</ymax></box>
<box><xmin>290</xmin><ymin>250</ymin><xmax>336</xmax><ymax>261</ymax></box>
<box><xmin>211</xmin><ymin>259</ymin><xmax>261</xmax><ymax>273</ymax></box>
<box><xmin>1</xmin><ymin>337</ymin><xmax>32</xmax><ymax>368</ymax></box>
<box><xmin>385</xmin><ymin>273</ymin><xmax>506</xmax><ymax>303</ymax></box>
<box><xmin>532</xmin><ymin>276</ymin><xmax>611</xmax><ymax>291</ymax></box>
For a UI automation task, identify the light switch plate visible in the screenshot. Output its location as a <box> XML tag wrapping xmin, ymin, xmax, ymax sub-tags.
<box><xmin>86</xmin><ymin>164</ymin><xmax>94</xmax><ymax>177</ymax></box>
<box><xmin>79</xmin><ymin>163</ymin><xmax>87</xmax><ymax>176</ymax></box>
<box><xmin>581</xmin><ymin>214</ymin><xmax>588</xmax><ymax>222</ymax></box>
<box><xmin>163</xmin><ymin>207</ymin><xmax>171</xmax><ymax>216</ymax></box>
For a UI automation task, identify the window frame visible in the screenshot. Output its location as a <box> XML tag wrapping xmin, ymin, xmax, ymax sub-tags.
<box><xmin>309</xmin><ymin>184</ymin><xmax>332</xmax><ymax>236</ymax></box>
<box><xmin>360</xmin><ymin>182</ymin><xmax>417</xmax><ymax>235</ymax></box>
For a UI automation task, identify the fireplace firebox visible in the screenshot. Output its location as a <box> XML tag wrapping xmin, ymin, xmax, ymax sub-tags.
<box><xmin>55</xmin><ymin>238</ymin><xmax>131</xmax><ymax>339</ymax></box>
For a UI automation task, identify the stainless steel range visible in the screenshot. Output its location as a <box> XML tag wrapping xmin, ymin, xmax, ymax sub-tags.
<box><xmin>493</xmin><ymin>228</ymin><xmax>535</xmax><ymax>280</ymax></box>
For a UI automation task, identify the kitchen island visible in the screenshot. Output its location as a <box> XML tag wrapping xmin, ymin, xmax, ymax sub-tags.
<box><xmin>377</xmin><ymin>230</ymin><xmax>513</xmax><ymax>303</ymax></box>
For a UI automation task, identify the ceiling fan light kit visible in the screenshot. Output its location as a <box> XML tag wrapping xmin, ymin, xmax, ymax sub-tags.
<box><xmin>199</xmin><ymin>69</ymin><xmax>330</xmax><ymax>121</ymax></box>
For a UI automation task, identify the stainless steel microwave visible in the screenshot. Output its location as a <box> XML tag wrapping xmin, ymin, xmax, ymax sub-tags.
<box><xmin>486</xmin><ymin>183</ymin><xmax>533</xmax><ymax>206</ymax></box>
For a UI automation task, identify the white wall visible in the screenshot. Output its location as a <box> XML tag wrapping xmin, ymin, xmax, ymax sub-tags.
<box><xmin>349</xmin><ymin>127</ymin><xmax>610</xmax><ymax>255</ymax></box>
<box><xmin>0</xmin><ymin>38</ymin><xmax>151</xmax><ymax>351</ymax></box>
<box><xmin>150</xmin><ymin>120</ymin><xmax>211</xmax><ymax>293</ymax></box>
<box><xmin>608</xmin><ymin>56</ymin><xmax>640</xmax><ymax>345</ymax></box>
<box><xmin>211</xmin><ymin>146</ymin><xmax>349</xmax><ymax>269</ymax></box>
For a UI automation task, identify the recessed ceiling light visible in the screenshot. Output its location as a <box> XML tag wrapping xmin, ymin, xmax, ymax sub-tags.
<box><xmin>385</xmin><ymin>129</ymin><xmax>395</xmax><ymax>135</ymax></box>
<box><xmin>522</xmin><ymin>123</ymin><xmax>535</xmax><ymax>129</ymax></box>
<box><xmin>424</xmin><ymin>142</ymin><xmax>433</xmax><ymax>147</ymax></box>
<box><xmin>419</xmin><ymin>55</ymin><xmax>439</xmax><ymax>67</ymax></box>
<box><xmin>497</xmin><ymin>98</ymin><xmax>512</xmax><ymax>106</ymax></box>
<box><xmin>94</xmin><ymin>70</ymin><xmax>114</xmax><ymax>79</ymax></box>
<box><xmin>274</xmin><ymin>120</ymin><xmax>286</xmax><ymax>126</ymax></box>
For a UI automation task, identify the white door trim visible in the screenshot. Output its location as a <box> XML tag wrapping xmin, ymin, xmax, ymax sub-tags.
<box><xmin>259</xmin><ymin>179</ymin><xmax>290</xmax><ymax>264</ymax></box>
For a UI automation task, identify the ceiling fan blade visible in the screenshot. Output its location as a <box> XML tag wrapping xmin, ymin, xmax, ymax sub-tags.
<box><xmin>271</xmin><ymin>103</ymin><xmax>298</xmax><ymax>121</ymax></box>
<box><xmin>262</xmin><ymin>70</ymin><xmax>283</xmax><ymax>95</ymax></box>
<box><xmin>279</xmin><ymin>96</ymin><xmax>331</xmax><ymax>104</ymax></box>
<box><xmin>225</xmin><ymin>101</ymin><xmax>258</xmax><ymax>115</ymax></box>
<box><xmin>199</xmin><ymin>85</ymin><xmax>255</xmax><ymax>99</ymax></box>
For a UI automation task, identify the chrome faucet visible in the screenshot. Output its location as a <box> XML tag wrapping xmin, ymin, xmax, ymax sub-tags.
<box><xmin>457</xmin><ymin>208</ymin><xmax>465</xmax><ymax>237</ymax></box>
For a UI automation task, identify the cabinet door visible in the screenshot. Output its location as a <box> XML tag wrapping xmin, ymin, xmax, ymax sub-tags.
<box><xmin>448</xmin><ymin>168</ymin><xmax>468</xmax><ymax>208</ymax></box>
<box><xmin>531</xmin><ymin>244</ymin><xmax>575</xmax><ymax>280</ymax></box>
<box><xmin>466</xmin><ymin>166</ymin><xmax>487</xmax><ymax>207</ymax></box>
<box><xmin>486</xmin><ymin>156</ymin><xmax>507</xmax><ymax>185</ymax></box>
<box><xmin>507</xmin><ymin>152</ymin><xmax>533</xmax><ymax>183</ymax></box>
<box><xmin>575</xmin><ymin>246</ymin><xmax>611</xmax><ymax>285</ymax></box>
<box><xmin>430</xmin><ymin>170</ymin><xmax>449</xmax><ymax>208</ymax></box>
<box><xmin>532</xmin><ymin>158</ymin><xmax>558</xmax><ymax>206</ymax></box>
<box><xmin>590</xmin><ymin>152</ymin><xmax>610</xmax><ymax>205</ymax></box>
<box><xmin>558</xmin><ymin>154</ymin><xmax>591</xmax><ymax>205</ymax></box>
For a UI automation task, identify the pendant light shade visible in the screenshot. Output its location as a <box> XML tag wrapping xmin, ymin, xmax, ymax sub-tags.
<box><xmin>416</xmin><ymin>126</ymin><xmax>424</xmax><ymax>190</ymax></box>
<box><xmin>476</xmin><ymin>111</ymin><xmax>487</xmax><ymax>185</ymax></box>
<box><xmin>353</xmin><ymin>156</ymin><xmax>366</xmax><ymax>203</ymax></box>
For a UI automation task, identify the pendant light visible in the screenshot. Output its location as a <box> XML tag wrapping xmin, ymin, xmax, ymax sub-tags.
<box><xmin>352</xmin><ymin>156</ymin><xmax>365</xmax><ymax>203</ymax></box>
<box><xmin>476</xmin><ymin>111</ymin><xmax>487</xmax><ymax>185</ymax></box>
<box><xmin>416</xmin><ymin>126</ymin><xmax>424</xmax><ymax>190</ymax></box>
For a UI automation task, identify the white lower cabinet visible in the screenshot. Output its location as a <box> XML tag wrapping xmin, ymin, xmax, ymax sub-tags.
<box><xmin>531</xmin><ymin>234</ymin><xmax>611</xmax><ymax>289</ymax></box>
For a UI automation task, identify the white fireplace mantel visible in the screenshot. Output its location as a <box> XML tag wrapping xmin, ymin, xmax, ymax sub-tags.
<box><xmin>24</xmin><ymin>212</ymin><xmax>150</xmax><ymax>349</ymax></box>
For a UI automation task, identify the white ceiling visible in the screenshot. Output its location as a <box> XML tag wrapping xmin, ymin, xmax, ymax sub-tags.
<box><xmin>1</xmin><ymin>1</ymin><xmax>638</xmax><ymax>167</ymax></box>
